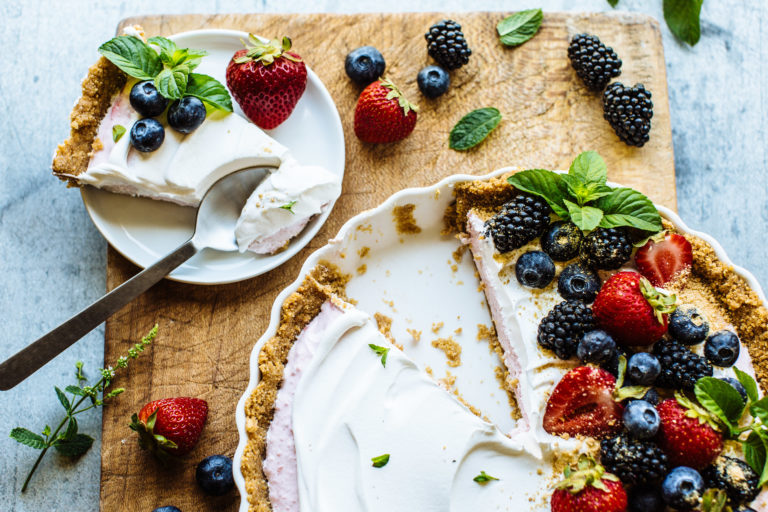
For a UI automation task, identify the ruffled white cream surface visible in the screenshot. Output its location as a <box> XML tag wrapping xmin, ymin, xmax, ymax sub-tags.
<box><xmin>77</xmin><ymin>80</ymin><xmax>340</xmax><ymax>253</ymax></box>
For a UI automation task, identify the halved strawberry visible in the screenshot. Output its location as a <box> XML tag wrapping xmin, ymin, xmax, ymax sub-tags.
<box><xmin>543</xmin><ymin>367</ymin><xmax>623</xmax><ymax>438</ymax></box>
<box><xmin>635</xmin><ymin>232</ymin><xmax>692</xmax><ymax>287</ymax></box>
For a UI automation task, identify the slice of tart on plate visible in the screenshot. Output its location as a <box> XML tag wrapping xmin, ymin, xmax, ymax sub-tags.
<box><xmin>52</xmin><ymin>26</ymin><xmax>343</xmax><ymax>282</ymax></box>
<box><xmin>235</xmin><ymin>153</ymin><xmax>768</xmax><ymax>511</ymax></box>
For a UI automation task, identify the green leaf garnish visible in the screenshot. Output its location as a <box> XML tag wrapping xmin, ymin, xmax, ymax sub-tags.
<box><xmin>185</xmin><ymin>73</ymin><xmax>233</xmax><ymax>112</ymax></box>
<box><xmin>371</xmin><ymin>453</ymin><xmax>390</xmax><ymax>467</ymax></box>
<box><xmin>9</xmin><ymin>428</ymin><xmax>47</xmax><ymax>450</ymax></box>
<box><xmin>154</xmin><ymin>66</ymin><xmax>189</xmax><ymax>100</ymax></box>
<box><xmin>52</xmin><ymin>433</ymin><xmax>94</xmax><ymax>457</ymax></box>
<box><xmin>473</xmin><ymin>470</ymin><xmax>499</xmax><ymax>484</ymax></box>
<box><xmin>449</xmin><ymin>107</ymin><xmax>502</xmax><ymax>151</ymax></box>
<box><xmin>734</xmin><ymin>367</ymin><xmax>760</xmax><ymax>403</ymax></box>
<box><xmin>694</xmin><ymin>377</ymin><xmax>746</xmax><ymax>435</ymax></box>
<box><xmin>280</xmin><ymin>200</ymin><xmax>297</xmax><ymax>214</ymax></box>
<box><xmin>607</xmin><ymin>0</ymin><xmax>619</xmax><ymax>6</ymax></box>
<box><xmin>506</xmin><ymin>151</ymin><xmax>662</xmax><ymax>233</ymax></box>
<box><xmin>368</xmin><ymin>343</ymin><xmax>390</xmax><ymax>367</ymax></box>
<box><xmin>112</xmin><ymin>125</ymin><xmax>126</xmax><ymax>143</ymax></box>
<box><xmin>663</xmin><ymin>0</ymin><xmax>703</xmax><ymax>46</ymax></box>
<box><xmin>98</xmin><ymin>36</ymin><xmax>163</xmax><ymax>80</ymax></box>
<box><xmin>496</xmin><ymin>9</ymin><xmax>543</xmax><ymax>47</ymax></box>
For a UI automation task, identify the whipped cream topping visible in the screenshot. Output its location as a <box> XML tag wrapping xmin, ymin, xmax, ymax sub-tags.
<box><xmin>264</xmin><ymin>299</ymin><xmax>580</xmax><ymax>512</ymax></box>
<box><xmin>235</xmin><ymin>163</ymin><xmax>341</xmax><ymax>254</ymax></box>
<box><xmin>78</xmin><ymin>78</ymin><xmax>341</xmax><ymax>253</ymax></box>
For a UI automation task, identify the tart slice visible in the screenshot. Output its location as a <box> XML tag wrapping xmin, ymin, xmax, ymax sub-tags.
<box><xmin>52</xmin><ymin>26</ymin><xmax>341</xmax><ymax>254</ymax></box>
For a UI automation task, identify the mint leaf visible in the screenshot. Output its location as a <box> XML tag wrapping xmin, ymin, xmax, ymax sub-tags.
<box><xmin>369</xmin><ymin>343</ymin><xmax>390</xmax><ymax>367</ymax></box>
<box><xmin>734</xmin><ymin>367</ymin><xmax>759</xmax><ymax>403</ymax></box>
<box><xmin>569</xmin><ymin>150</ymin><xmax>608</xmax><ymax>185</ymax></box>
<box><xmin>595</xmin><ymin>187</ymin><xmax>662</xmax><ymax>232</ymax></box>
<box><xmin>561</xmin><ymin>175</ymin><xmax>613</xmax><ymax>206</ymax></box>
<box><xmin>663</xmin><ymin>0</ymin><xmax>703</xmax><ymax>46</ymax></box>
<box><xmin>186</xmin><ymin>73</ymin><xmax>233</xmax><ymax>112</ymax></box>
<box><xmin>10</xmin><ymin>428</ymin><xmax>47</xmax><ymax>449</ymax></box>
<box><xmin>750</xmin><ymin>397</ymin><xmax>768</xmax><ymax>425</ymax></box>
<box><xmin>55</xmin><ymin>387</ymin><xmax>71</xmax><ymax>413</ymax></box>
<box><xmin>175</xmin><ymin>48</ymin><xmax>207</xmax><ymax>70</ymax></box>
<box><xmin>497</xmin><ymin>9</ymin><xmax>543</xmax><ymax>47</ymax></box>
<box><xmin>507</xmin><ymin>169</ymin><xmax>570</xmax><ymax>218</ymax></box>
<box><xmin>52</xmin><ymin>433</ymin><xmax>94</xmax><ymax>457</ymax></box>
<box><xmin>155</xmin><ymin>66</ymin><xmax>189</xmax><ymax>100</ymax></box>
<box><xmin>449</xmin><ymin>108</ymin><xmax>502</xmax><ymax>151</ymax></box>
<box><xmin>98</xmin><ymin>36</ymin><xmax>163</xmax><ymax>80</ymax></box>
<box><xmin>564</xmin><ymin>200</ymin><xmax>603</xmax><ymax>232</ymax></box>
<box><xmin>474</xmin><ymin>470</ymin><xmax>500</xmax><ymax>483</ymax></box>
<box><xmin>147</xmin><ymin>36</ymin><xmax>177</xmax><ymax>57</ymax></box>
<box><xmin>112</xmin><ymin>125</ymin><xmax>126</xmax><ymax>143</ymax></box>
<box><xmin>607</xmin><ymin>0</ymin><xmax>619</xmax><ymax>6</ymax></box>
<box><xmin>744</xmin><ymin>430</ymin><xmax>767</xmax><ymax>479</ymax></box>
<box><xmin>694</xmin><ymin>377</ymin><xmax>745</xmax><ymax>434</ymax></box>
<box><xmin>62</xmin><ymin>417</ymin><xmax>78</xmax><ymax>441</ymax></box>
<box><xmin>371</xmin><ymin>453</ymin><xmax>390</xmax><ymax>467</ymax></box>
<box><xmin>280</xmin><ymin>200</ymin><xmax>297</xmax><ymax>214</ymax></box>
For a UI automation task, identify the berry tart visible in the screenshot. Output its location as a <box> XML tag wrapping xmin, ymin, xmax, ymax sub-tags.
<box><xmin>52</xmin><ymin>26</ymin><xmax>341</xmax><ymax>254</ymax></box>
<box><xmin>236</xmin><ymin>152</ymin><xmax>768</xmax><ymax>512</ymax></box>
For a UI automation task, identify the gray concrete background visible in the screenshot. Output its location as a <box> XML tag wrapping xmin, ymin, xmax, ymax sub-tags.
<box><xmin>0</xmin><ymin>0</ymin><xmax>765</xmax><ymax>510</ymax></box>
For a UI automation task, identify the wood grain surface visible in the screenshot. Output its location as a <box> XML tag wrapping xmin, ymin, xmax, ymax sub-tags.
<box><xmin>103</xmin><ymin>11</ymin><xmax>674</xmax><ymax>511</ymax></box>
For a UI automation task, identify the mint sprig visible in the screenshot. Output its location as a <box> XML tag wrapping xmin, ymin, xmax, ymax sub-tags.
<box><xmin>98</xmin><ymin>35</ymin><xmax>232</xmax><ymax>111</ymax></box>
<box><xmin>507</xmin><ymin>151</ymin><xmax>663</xmax><ymax>233</ymax></box>
<box><xmin>449</xmin><ymin>108</ymin><xmax>502</xmax><ymax>151</ymax></box>
<box><xmin>473</xmin><ymin>470</ymin><xmax>500</xmax><ymax>483</ymax></box>
<box><xmin>371</xmin><ymin>453</ymin><xmax>390</xmax><ymax>467</ymax></box>
<box><xmin>691</xmin><ymin>372</ymin><xmax>768</xmax><ymax>486</ymax></box>
<box><xmin>9</xmin><ymin>325</ymin><xmax>158</xmax><ymax>493</ymax></box>
<box><xmin>369</xmin><ymin>343</ymin><xmax>390</xmax><ymax>367</ymax></box>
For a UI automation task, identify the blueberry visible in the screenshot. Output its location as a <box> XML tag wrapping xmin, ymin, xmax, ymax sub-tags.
<box><xmin>195</xmin><ymin>454</ymin><xmax>234</xmax><ymax>496</ymax></box>
<box><xmin>577</xmin><ymin>330</ymin><xmax>616</xmax><ymax>364</ymax></box>
<box><xmin>542</xmin><ymin>221</ymin><xmax>583</xmax><ymax>261</ymax></box>
<box><xmin>345</xmin><ymin>46</ymin><xmax>386</xmax><ymax>86</ymax></box>
<box><xmin>152</xmin><ymin>508</ymin><xmax>182</xmax><ymax>512</ymax></box>
<box><xmin>704</xmin><ymin>330</ymin><xmax>740</xmax><ymax>367</ymax></box>
<box><xmin>720</xmin><ymin>377</ymin><xmax>748</xmax><ymax>402</ymax></box>
<box><xmin>668</xmin><ymin>305</ymin><xmax>709</xmax><ymax>345</ymax></box>
<box><xmin>129</xmin><ymin>80</ymin><xmax>169</xmax><ymax>117</ymax></box>
<box><xmin>641</xmin><ymin>387</ymin><xmax>660</xmax><ymax>406</ymax></box>
<box><xmin>167</xmin><ymin>96</ymin><xmax>207</xmax><ymax>134</ymax></box>
<box><xmin>130</xmin><ymin>118</ymin><xmax>165</xmax><ymax>152</ymax></box>
<box><xmin>661</xmin><ymin>466</ymin><xmax>704</xmax><ymax>509</ymax></box>
<box><xmin>515</xmin><ymin>250</ymin><xmax>555</xmax><ymax>288</ymax></box>
<box><xmin>557</xmin><ymin>263</ymin><xmax>601</xmax><ymax>302</ymax></box>
<box><xmin>628</xmin><ymin>484</ymin><xmax>664</xmax><ymax>512</ymax></box>
<box><xmin>627</xmin><ymin>352</ymin><xmax>661</xmax><ymax>385</ymax></box>
<box><xmin>623</xmin><ymin>399</ymin><xmax>660</xmax><ymax>439</ymax></box>
<box><xmin>417</xmin><ymin>65</ymin><xmax>450</xmax><ymax>98</ymax></box>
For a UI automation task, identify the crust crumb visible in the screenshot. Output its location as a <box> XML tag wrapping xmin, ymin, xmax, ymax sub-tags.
<box><xmin>393</xmin><ymin>204</ymin><xmax>422</xmax><ymax>235</ymax></box>
<box><xmin>406</xmin><ymin>328</ymin><xmax>422</xmax><ymax>342</ymax></box>
<box><xmin>431</xmin><ymin>337</ymin><xmax>462</xmax><ymax>367</ymax></box>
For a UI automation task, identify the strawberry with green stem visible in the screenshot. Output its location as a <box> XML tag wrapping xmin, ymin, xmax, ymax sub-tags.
<box><xmin>354</xmin><ymin>78</ymin><xmax>418</xmax><ymax>144</ymax></box>
<box><xmin>550</xmin><ymin>455</ymin><xmax>627</xmax><ymax>512</ymax></box>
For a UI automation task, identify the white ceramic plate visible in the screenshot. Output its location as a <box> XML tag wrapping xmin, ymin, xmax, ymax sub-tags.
<box><xmin>232</xmin><ymin>170</ymin><xmax>768</xmax><ymax>510</ymax></box>
<box><xmin>81</xmin><ymin>29</ymin><xmax>345</xmax><ymax>285</ymax></box>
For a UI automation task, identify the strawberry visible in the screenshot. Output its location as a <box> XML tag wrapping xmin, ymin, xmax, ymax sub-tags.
<box><xmin>656</xmin><ymin>396</ymin><xmax>723</xmax><ymax>469</ymax></box>
<box><xmin>592</xmin><ymin>271</ymin><xmax>675</xmax><ymax>346</ymax></box>
<box><xmin>354</xmin><ymin>78</ymin><xmax>418</xmax><ymax>143</ymax></box>
<box><xmin>635</xmin><ymin>232</ymin><xmax>693</xmax><ymax>287</ymax></box>
<box><xmin>550</xmin><ymin>455</ymin><xmax>628</xmax><ymax>512</ymax></box>
<box><xmin>129</xmin><ymin>397</ymin><xmax>208</xmax><ymax>458</ymax></box>
<box><xmin>226</xmin><ymin>35</ymin><xmax>307</xmax><ymax>130</ymax></box>
<box><xmin>543</xmin><ymin>366</ymin><xmax>623</xmax><ymax>438</ymax></box>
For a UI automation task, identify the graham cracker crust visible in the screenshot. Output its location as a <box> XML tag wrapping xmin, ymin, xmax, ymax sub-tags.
<box><xmin>240</xmin><ymin>262</ymin><xmax>349</xmax><ymax>512</ymax></box>
<box><xmin>51</xmin><ymin>57</ymin><xmax>126</xmax><ymax>186</ymax></box>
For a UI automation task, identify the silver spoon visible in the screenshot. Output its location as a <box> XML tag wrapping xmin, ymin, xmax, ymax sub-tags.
<box><xmin>0</xmin><ymin>166</ymin><xmax>274</xmax><ymax>390</ymax></box>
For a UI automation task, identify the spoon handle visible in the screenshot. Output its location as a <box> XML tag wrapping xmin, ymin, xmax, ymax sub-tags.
<box><xmin>0</xmin><ymin>239</ymin><xmax>199</xmax><ymax>390</ymax></box>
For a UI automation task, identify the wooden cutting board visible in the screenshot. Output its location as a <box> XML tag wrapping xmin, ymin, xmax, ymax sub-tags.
<box><xmin>102</xmin><ymin>11</ymin><xmax>674</xmax><ymax>511</ymax></box>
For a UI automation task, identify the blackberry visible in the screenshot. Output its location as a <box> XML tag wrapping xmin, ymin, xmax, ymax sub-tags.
<box><xmin>653</xmin><ymin>338</ymin><xmax>713</xmax><ymax>391</ymax></box>
<box><xmin>580</xmin><ymin>227</ymin><xmax>632</xmax><ymax>270</ymax></box>
<box><xmin>568</xmin><ymin>34</ymin><xmax>622</xmax><ymax>91</ymax></box>
<box><xmin>537</xmin><ymin>300</ymin><xmax>595</xmax><ymax>360</ymax></box>
<box><xmin>484</xmin><ymin>194</ymin><xmax>551</xmax><ymax>253</ymax></box>
<box><xmin>600</xmin><ymin>433</ymin><xmax>669</xmax><ymax>485</ymax></box>
<box><xmin>425</xmin><ymin>19</ymin><xmax>471</xmax><ymax>70</ymax></box>
<box><xmin>603</xmin><ymin>82</ymin><xmax>654</xmax><ymax>147</ymax></box>
<box><xmin>702</xmin><ymin>455</ymin><xmax>760</xmax><ymax>504</ymax></box>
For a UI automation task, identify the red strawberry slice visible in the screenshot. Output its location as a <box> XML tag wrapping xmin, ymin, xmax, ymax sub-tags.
<box><xmin>543</xmin><ymin>366</ymin><xmax>623</xmax><ymax>438</ymax></box>
<box><xmin>635</xmin><ymin>232</ymin><xmax>692</xmax><ymax>287</ymax></box>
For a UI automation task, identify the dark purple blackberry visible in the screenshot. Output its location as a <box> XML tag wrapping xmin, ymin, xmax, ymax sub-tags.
<box><xmin>702</xmin><ymin>455</ymin><xmax>760</xmax><ymax>505</ymax></box>
<box><xmin>603</xmin><ymin>82</ymin><xmax>654</xmax><ymax>147</ymax></box>
<box><xmin>537</xmin><ymin>300</ymin><xmax>595</xmax><ymax>360</ymax></box>
<box><xmin>600</xmin><ymin>433</ymin><xmax>669</xmax><ymax>485</ymax></box>
<box><xmin>579</xmin><ymin>227</ymin><xmax>632</xmax><ymax>270</ymax></box>
<box><xmin>484</xmin><ymin>194</ymin><xmax>551</xmax><ymax>253</ymax></box>
<box><xmin>653</xmin><ymin>338</ymin><xmax>713</xmax><ymax>391</ymax></box>
<box><xmin>425</xmin><ymin>19</ymin><xmax>471</xmax><ymax>70</ymax></box>
<box><xmin>568</xmin><ymin>33</ymin><xmax>622</xmax><ymax>91</ymax></box>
